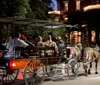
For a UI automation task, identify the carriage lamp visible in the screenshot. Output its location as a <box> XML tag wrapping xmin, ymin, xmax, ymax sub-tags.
<box><xmin>10</xmin><ymin>60</ymin><xmax>16</xmax><ymax>69</ymax></box>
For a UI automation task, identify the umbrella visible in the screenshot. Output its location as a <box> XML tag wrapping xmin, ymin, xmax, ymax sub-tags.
<box><xmin>0</xmin><ymin>18</ymin><xmax>13</xmax><ymax>23</ymax></box>
<box><xmin>29</xmin><ymin>20</ymin><xmax>49</xmax><ymax>27</ymax></box>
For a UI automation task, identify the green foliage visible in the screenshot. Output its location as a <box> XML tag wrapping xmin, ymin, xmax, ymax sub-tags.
<box><xmin>0</xmin><ymin>0</ymin><xmax>55</xmax><ymax>18</ymax></box>
<box><xmin>42</xmin><ymin>28</ymin><xmax>66</xmax><ymax>39</ymax></box>
<box><xmin>27</xmin><ymin>0</ymin><xmax>53</xmax><ymax>19</ymax></box>
<box><xmin>0</xmin><ymin>0</ymin><xmax>67</xmax><ymax>43</ymax></box>
<box><xmin>0</xmin><ymin>0</ymin><xmax>30</xmax><ymax>17</ymax></box>
<box><xmin>0</xmin><ymin>0</ymin><xmax>54</xmax><ymax>19</ymax></box>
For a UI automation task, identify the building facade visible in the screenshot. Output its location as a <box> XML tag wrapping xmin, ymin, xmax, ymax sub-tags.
<box><xmin>57</xmin><ymin>0</ymin><xmax>100</xmax><ymax>14</ymax></box>
<box><xmin>56</xmin><ymin>0</ymin><xmax>100</xmax><ymax>45</ymax></box>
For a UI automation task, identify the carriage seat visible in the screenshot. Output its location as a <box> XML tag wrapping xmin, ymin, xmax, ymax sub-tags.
<box><xmin>15</xmin><ymin>47</ymin><xmax>29</xmax><ymax>58</ymax></box>
<box><xmin>35</xmin><ymin>46</ymin><xmax>57</xmax><ymax>57</ymax></box>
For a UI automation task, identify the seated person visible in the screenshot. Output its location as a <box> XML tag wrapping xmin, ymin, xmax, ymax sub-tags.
<box><xmin>37</xmin><ymin>36</ymin><xmax>45</xmax><ymax>57</ymax></box>
<box><xmin>44</xmin><ymin>35</ymin><xmax>58</xmax><ymax>57</ymax></box>
<box><xmin>19</xmin><ymin>32</ymin><xmax>26</xmax><ymax>41</ymax></box>
<box><xmin>37</xmin><ymin>36</ymin><xmax>44</xmax><ymax>46</ymax></box>
<box><xmin>0</xmin><ymin>38</ymin><xmax>7</xmax><ymax>60</ymax></box>
<box><xmin>5</xmin><ymin>32</ymin><xmax>29</xmax><ymax>58</ymax></box>
<box><xmin>0</xmin><ymin>50</ymin><xmax>4</xmax><ymax>60</ymax></box>
<box><xmin>0</xmin><ymin>42</ymin><xmax>7</xmax><ymax>52</ymax></box>
<box><xmin>56</xmin><ymin>36</ymin><xmax>65</xmax><ymax>56</ymax></box>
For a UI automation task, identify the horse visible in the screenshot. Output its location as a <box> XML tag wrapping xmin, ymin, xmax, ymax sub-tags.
<box><xmin>82</xmin><ymin>45</ymin><xmax>100</xmax><ymax>76</ymax></box>
<box><xmin>69</xmin><ymin>43</ymin><xmax>100</xmax><ymax>76</ymax></box>
<box><xmin>66</xmin><ymin>43</ymin><xmax>82</xmax><ymax>61</ymax></box>
<box><xmin>73</xmin><ymin>43</ymin><xmax>100</xmax><ymax>76</ymax></box>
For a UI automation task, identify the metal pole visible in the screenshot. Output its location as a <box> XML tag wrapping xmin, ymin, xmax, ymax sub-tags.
<box><xmin>13</xmin><ymin>16</ymin><xmax>16</xmax><ymax>60</ymax></box>
<box><xmin>51</xmin><ymin>23</ymin><xmax>53</xmax><ymax>33</ymax></box>
<box><xmin>6</xmin><ymin>24</ymin><xmax>9</xmax><ymax>42</ymax></box>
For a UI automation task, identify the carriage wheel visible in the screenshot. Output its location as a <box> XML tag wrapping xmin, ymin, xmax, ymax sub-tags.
<box><xmin>24</xmin><ymin>58</ymin><xmax>45</xmax><ymax>85</ymax></box>
<box><xmin>46</xmin><ymin>65</ymin><xmax>56</xmax><ymax>77</ymax></box>
<box><xmin>67</xmin><ymin>59</ymin><xmax>79</xmax><ymax>80</ymax></box>
<box><xmin>2</xmin><ymin>69</ymin><xmax>19</xmax><ymax>84</ymax></box>
<box><xmin>46</xmin><ymin>58</ymin><xmax>62</xmax><ymax>77</ymax></box>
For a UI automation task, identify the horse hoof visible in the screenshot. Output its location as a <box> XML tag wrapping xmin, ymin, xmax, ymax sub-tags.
<box><xmin>88</xmin><ymin>70</ymin><xmax>91</xmax><ymax>74</ymax></box>
<box><xmin>88</xmin><ymin>72</ymin><xmax>91</xmax><ymax>74</ymax></box>
<box><xmin>84</xmin><ymin>73</ymin><xmax>88</xmax><ymax>76</ymax></box>
<box><xmin>95</xmin><ymin>71</ymin><xmax>98</xmax><ymax>74</ymax></box>
<box><xmin>88</xmin><ymin>69</ymin><xmax>91</xmax><ymax>74</ymax></box>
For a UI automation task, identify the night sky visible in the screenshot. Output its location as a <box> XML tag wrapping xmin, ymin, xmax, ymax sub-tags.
<box><xmin>51</xmin><ymin>0</ymin><xmax>57</xmax><ymax>10</ymax></box>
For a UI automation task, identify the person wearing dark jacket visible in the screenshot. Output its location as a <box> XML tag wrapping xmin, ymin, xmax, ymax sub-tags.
<box><xmin>56</xmin><ymin>36</ymin><xmax>65</xmax><ymax>56</ymax></box>
<box><xmin>0</xmin><ymin>38</ymin><xmax>7</xmax><ymax>60</ymax></box>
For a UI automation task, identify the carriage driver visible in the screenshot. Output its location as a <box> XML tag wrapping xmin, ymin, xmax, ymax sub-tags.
<box><xmin>74</xmin><ymin>43</ymin><xmax>83</xmax><ymax>61</ymax></box>
<box><xmin>56</xmin><ymin>36</ymin><xmax>65</xmax><ymax>56</ymax></box>
<box><xmin>5</xmin><ymin>32</ymin><xmax>29</xmax><ymax>58</ymax></box>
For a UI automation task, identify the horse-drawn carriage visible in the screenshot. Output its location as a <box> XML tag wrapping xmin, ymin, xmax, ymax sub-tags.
<box><xmin>0</xmin><ymin>17</ymin><xmax>99</xmax><ymax>85</ymax></box>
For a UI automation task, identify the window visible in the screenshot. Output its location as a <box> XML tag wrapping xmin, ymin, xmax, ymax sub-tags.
<box><xmin>70</xmin><ymin>31</ymin><xmax>81</xmax><ymax>45</ymax></box>
<box><xmin>76</xmin><ymin>0</ymin><xmax>81</xmax><ymax>10</ymax></box>
<box><xmin>63</xmin><ymin>1</ymin><xmax>68</xmax><ymax>11</ymax></box>
<box><xmin>91</xmin><ymin>31</ymin><xmax>96</xmax><ymax>43</ymax></box>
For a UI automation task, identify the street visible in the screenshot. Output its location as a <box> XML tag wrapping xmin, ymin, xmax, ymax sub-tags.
<box><xmin>10</xmin><ymin>61</ymin><xmax>100</xmax><ymax>85</ymax></box>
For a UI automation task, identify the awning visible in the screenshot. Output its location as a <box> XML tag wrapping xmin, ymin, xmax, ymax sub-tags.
<box><xmin>0</xmin><ymin>17</ymin><xmax>66</xmax><ymax>28</ymax></box>
<box><xmin>43</xmin><ymin>22</ymin><xmax>66</xmax><ymax>29</ymax></box>
<box><xmin>0</xmin><ymin>18</ymin><xmax>13</xmax><ymax>23</ymax></box>
<box><xmin>84</xmin><ymin>4</ymin><xmax>100</xmax><ymax>12</ymax></box>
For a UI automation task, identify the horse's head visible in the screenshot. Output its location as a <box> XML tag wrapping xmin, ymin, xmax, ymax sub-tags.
<box><xmin>75</xmin><ymin>43</ymin><xmax>83</xmax><ymax>51</ymax></box>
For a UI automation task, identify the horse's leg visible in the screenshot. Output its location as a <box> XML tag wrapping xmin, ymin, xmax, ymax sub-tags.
<box><xmin>88</xmin><ymin>62</ymin><xmax>92</xmax><ymax>74</ymax></box>
<box><xmin>83</xmin><ymin>64</ymin><xmax>88</xmax><ymax>76</ymax></box>
<box><xmin>95</xmin><ymin>59</ymin><xmax>98</xmax><ymax>74</ymax></box>
<box><xmin>83</xmin><ymin>62</ymin><xmax>88</xmax><ymax>76</ymax></box>
<box><xmin>82</xmin><ymin>50</ymin><xmax>88</xmax><ymax>76</ymax></box>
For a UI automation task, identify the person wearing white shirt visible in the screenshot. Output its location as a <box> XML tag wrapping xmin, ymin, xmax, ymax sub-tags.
<box><xmin>5</xmin><ymin>33</ymin><xmax>29</xmax><ymax>58</ymax></box>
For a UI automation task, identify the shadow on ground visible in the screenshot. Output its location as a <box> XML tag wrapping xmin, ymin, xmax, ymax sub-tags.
<box><xmin>9</xmin><ymin>79</ymin><xmax>24</xmax><ymax>85</ymax></box>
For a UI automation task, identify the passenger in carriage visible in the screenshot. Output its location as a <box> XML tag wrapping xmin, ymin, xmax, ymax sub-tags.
<box><xmin>0</xmin><ymin>38</ymin><xmax>7</xmax><ymax>60</ymax></box>
<box><xmin>37</xmin><ymin>36</ymin><xmax>44</xmax><ymax>46</ymax></box>
<box><xmin>44</xmin><ymin>35</ymin><xmax>58</xmax><ymax>57</ymax></box>
<box><xmin>56</xmin><ymin>36</ymin><xmax>65</xmax><ymax>56</ymax></box>
<box><xmin>18</xmin><ymin>32</ymin><xmax>26</xmax><ymax>41</ymax></box>
<box><xmin>0</xmin><ymin>38</ymin><xmax>7</xmax><ymax>51</ymax></box>
<box><xmin>37</xmin><ymin>36</ymin><xmax>45</xmax><ymax>57</ymax></box>
<box><xmin>0</xmin><ymin>50</ymin><xmax>4</xmax><ymax>60</ymax></box>
<box><xmin>5</xmin><ymin>32</ymin><xmax>29</xmax><ymax>58</ymax></box>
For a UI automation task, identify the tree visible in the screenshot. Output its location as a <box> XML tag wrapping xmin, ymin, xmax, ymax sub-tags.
<box><xmin>0</xmin><ymin>0</ymin><xmax>31</xmax><ymax>17</ymax></box>
<box><xmin>28</xmin><ymin>0</ymin><xmax>53</xmax><ymax>19</ymax></box>
<box><xmin>0</xmin><ymin>0</ymin><xmax>62</xmax><ymax>42</ymax></box>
